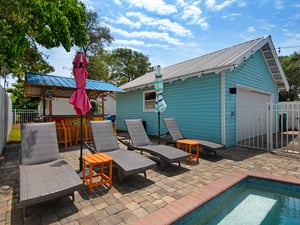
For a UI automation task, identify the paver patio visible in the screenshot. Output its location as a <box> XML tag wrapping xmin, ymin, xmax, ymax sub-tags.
<box><xmin>1</xmin><ymin>139</ymin><xmax>300</xmax><ymax>225</ymax></box>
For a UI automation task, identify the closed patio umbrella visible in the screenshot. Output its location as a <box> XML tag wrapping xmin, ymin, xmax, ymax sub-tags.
<box><xmin>69</xmin><ymin>52</ymin><xmax>91</xmax><ymax>174</ymax></box>
<box><xmin>154</xmin><ymin>65</ymin><xmax>167</xmax><ymax>144</ymax></box>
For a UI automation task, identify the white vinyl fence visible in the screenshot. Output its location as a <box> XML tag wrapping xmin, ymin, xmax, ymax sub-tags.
<box><xmin>237</xmin><ymin>102</ymin><xmax>300</xmax><ymax>154</ymax></box>
<box><xmin>12</xmin><ymin>109</ymin><xmax>40</xmax><ymax>125</ymax></box>
<box><xmin>0</xmin><ymin>85</ymin><xmax>12</xmax><ymax>155</ymax></box>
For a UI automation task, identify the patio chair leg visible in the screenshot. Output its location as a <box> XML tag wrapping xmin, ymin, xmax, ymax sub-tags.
<box><xmin>23</xmin><ymin>207</ymin><xmax>28</xmax><ymax>217</ymax></box>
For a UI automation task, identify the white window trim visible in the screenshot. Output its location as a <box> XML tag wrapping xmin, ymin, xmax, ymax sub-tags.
<box><xmin>143</xmin><ymin>90</ymin><xmax>155</xmax><ymax>112</ymax></box>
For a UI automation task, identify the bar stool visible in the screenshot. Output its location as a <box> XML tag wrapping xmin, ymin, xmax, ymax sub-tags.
<box><xmin>76</xmin><ymin>117</ymin><xmax>92</xmax><ymax>144</ymax></box>
<box><xmin>56</xmin><ymin>120</ymin><xmax>72</xmax><ymax>148</ymax></box>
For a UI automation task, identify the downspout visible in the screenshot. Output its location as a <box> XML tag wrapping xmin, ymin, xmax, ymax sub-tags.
<box><xmin>221</xmin><ymin>70</ymin><xmax>226</xmax><ymax>145</ymax></box>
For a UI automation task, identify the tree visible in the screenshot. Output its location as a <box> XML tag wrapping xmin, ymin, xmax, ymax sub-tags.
<box><xmin>106</xmin><ymin>48</ymin><xmax>153</xmax><ymax>86</ymax></box>
<box><xmin>6</xmin><ymin>45</ymin><xmax>55</xmax><ymax>108</ymax></box>
<box><xmin>2</xmin><ymin>0</ymin><xmax>89</xmax><ymax>109</ymax></box>
<box><xmin>81</xmin><ymin>11</ymin><xmax>113</xmax><ymax>81</ymax></box>
<box><xmin>279</xmin><ymin>52</ymin><xmax>300</xmax><ymax>101</ymax></box>
<box><xmin>88</xmin><ymin>49</ymin><xmax>110</xmax><ymax>81</ymax></box>
<box><xmin>7</xmin><ymin>82</ymin><xmax>40</xmax><ymax>109</ymax></box>
<box><xmin>82</xmin><ymin>11</ymin><xmax>114</xmax><ymax>57</ymax></box>
<box><xmin>0</xmin><ymin>0</ymin><xmax>88</xmax><ymax>77</ymax></box>
<box><xmin>12</xmin><ymin>45</ymin><xmax>55</xmax><ymax>81</ymax></box>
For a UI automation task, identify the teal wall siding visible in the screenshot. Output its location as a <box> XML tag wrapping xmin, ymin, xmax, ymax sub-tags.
<box><xmin>225</xmin><ymin>50</ymin><xmax>279</xmax><ymax>146</ymax></box>
<box><xmin>117</xmin><ymin>50</ymin><xmax>279</xmax><ymax>147</ymax></box>
<box><xmin>117</xmin><ymin>74</ymin><xmax>223</xmax><ymax>143</ymax></box>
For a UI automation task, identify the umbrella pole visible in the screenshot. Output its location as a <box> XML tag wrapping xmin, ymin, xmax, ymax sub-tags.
<box><xmin>158</xmin><ymin>111</ymin><xmax>161</xmax><ymax>144</ymax></box>
<box><xmin>79</xmin><ymin>114</ymin><xmax>83</xmax><ymax>171</ymax></box>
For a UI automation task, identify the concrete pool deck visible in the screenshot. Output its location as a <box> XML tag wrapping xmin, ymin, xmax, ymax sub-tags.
<box><xmin>1</xmin><ymin>140</ymin><xmax>300</xmax><ymax>225</ymax></box>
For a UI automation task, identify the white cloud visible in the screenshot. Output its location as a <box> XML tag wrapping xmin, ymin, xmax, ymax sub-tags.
<box><xmin>126</xmin><ymin>12</ymin><xmax>192</xmax><ymax>36</ymax></box>
<box><xmin>80</xmin><ymin>0</ymin><xmax>95</xmax><ymax>10</ymax></box>
<box><xmin>176</xmin><ymin>0</ymin><xmax>186</xmax><ymax>7</ymax></box>
<box><xmin>181</xmin><ymin>2</ymin><xmax>209</xmax><ymax>29</ymax></box>
<box><xmin>205</xmin><ymin>0</ymin><xmax>237</xmax><ymax>11</ymax></box>
<box><xmin>145</xmin><ymin>43</ymin><xmax>170</xmax><ymax>49</ymax></box>
<box><xmin>111</xmin><ymin>26</ymin><xmax>183</xmax><ymax>46</ymax></box>
<box><xmin>114</xmin><ymin>39</ymin><xmax>145</xmax><ymax>46</ymax></box>
<box><xmin>274</xmin><ymin>0</ymin><xmax>284</xmax><ymax>9</ymax></box>
<box><xmin>237</xmin><ymin>1</ymin><xmax>246</xmax><ymax>7</ymax></box>
<box><xmin>125</xmin><ymin>0</ymin><xmax>177</xmax><ymax>15</ymax></box>
<box><xmin>222</xmin><ymin>13</ymin><xmax>242</xmax><ymax>20</ymax></box>
<box><xmin>113</xmin><ymin>0</ymin><xmax>122</xmax><ymax>6</ymax></box>
<box><xmin>282</xmin><ymin>29</ymin><xmax>300</xmax><ymax>39</ymax></box>
<box><xmin>118</xmin><ymin>16</ymin><xmax>141</xmax><ymax>28</ymax></box>
<box><xmin>38</xmin><ymin>45</ymin><xmax>78</xmax><ymax>77</ymax></box>
<box><xmin>260</xmin><ymin>23</ymin><xmax>275</xmax><ymax>31</ymax></box>
<box><xmin>247</xmin><ymin>26</ymin><xmax>256</xmax><ymax>32</ymax></box>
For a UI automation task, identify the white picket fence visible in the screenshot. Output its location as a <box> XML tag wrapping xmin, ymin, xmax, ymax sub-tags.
<box><xmin>237</xmin><ymin>102</ymin><xmax>300</xmax><ymax>154</ymax></box>
<box><xmin>12</xmin><ymin>109</ymin><xmax>40</xmax><ymax>125</ymax></box>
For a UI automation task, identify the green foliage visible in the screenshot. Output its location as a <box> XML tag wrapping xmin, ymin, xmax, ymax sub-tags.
<box><xmin>1</xmin><ymin>0</ymin><xmax>89</xmax><ymax>109</ymax></box>
<box><xmin>89</xmin><ymin>100</ymin><xmax>101</xmax><ymax>115</ymax></box>
<box><xmin>279</xmin><ymin>52</ymin><xmax>300</xmax><ymax>101</ymax></box>
<box><xmin>87</xmin><ymin>49</ymin><xmax>110</xmax><ymax>81</ymax></box>
<box><xmin>0</xmin><ymin>0</ymin><xmax>88</xmax><ymax>76</ymax></box>
<box><xmin>106</xmin><ymin>48</ymin><xmax>153</xmax><ymax>86</ymax></box>
<box><xmin>87</xmin><ymin>47</ymin><xmax>153</xmax><ymax>86</ymax></box>
<box><xmin>13</xmin><ymin>45</ymin><xmax>54</xmax><ymax>81</ymax></box>
<box><xmin>7</xmin><ymin>81</ymin><xmax>40</xmax><ymax>109</ymax></box>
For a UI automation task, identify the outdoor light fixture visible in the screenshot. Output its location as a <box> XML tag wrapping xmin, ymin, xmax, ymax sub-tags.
<box><xmin>229</xmin><ymin>87</ymin><xmax>236</xmax><ymax>94</ymax></box>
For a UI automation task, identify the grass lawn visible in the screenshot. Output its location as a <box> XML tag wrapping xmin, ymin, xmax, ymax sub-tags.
<box><xmin>8</xmin><ymin>127</ymin><xmax>21</xmax><ymax>143</ymax></box>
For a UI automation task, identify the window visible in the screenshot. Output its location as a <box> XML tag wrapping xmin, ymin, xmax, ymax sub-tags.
<box><xmin>143</xmin><ymin>90</ymin><xmax>156</xmax><ymax>112</ymax></box>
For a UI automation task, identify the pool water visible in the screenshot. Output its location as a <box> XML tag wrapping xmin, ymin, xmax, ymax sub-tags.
<box><xmin>174</xmin><ymin>177</ymin><xmax>300</xmax><ymax>225</ymax></box>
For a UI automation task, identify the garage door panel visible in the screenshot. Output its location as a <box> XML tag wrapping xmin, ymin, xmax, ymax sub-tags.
<box><xmin>237</xmin><ymin>88</ymin><xmax>271</xmax><ymax>143</ymax></box>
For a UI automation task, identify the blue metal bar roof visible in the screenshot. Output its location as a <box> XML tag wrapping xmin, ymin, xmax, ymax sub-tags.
<box><xmin>25</xmin><ymin>72</ymin><xmax>124</xmax><ymax>99</ymax></box>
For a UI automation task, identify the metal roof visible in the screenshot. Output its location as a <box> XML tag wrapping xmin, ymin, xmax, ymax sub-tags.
<box><xmin>25</xmin><ymin>72</ymin><xmax>124</xmax><ymax>99</ymax></box>
<box><xmin>120</xmin><ymin>35</ymin><xmax>289</xmax><ymax>92</ymax></box>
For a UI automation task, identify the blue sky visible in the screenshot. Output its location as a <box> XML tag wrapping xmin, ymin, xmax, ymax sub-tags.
<box><xmin>2</xmin><ymin>0</ymin><xmax>299</xmax><ymax>87</ymax></box>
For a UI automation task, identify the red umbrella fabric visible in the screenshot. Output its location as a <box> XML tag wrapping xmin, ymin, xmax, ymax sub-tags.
<box><xmin>69</xmin><ymin>52</ymin><xmax>91</xmax><ymax>174</ymax></box>
<box><xmin>69</xmin><ymin>52</ymin><xmax>91</xmax><ymax>115</ymax></box>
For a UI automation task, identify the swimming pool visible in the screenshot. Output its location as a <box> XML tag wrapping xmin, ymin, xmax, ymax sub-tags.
<box><xmin>131</xmin><ymin>171</ymin><xmax>300</xmax><ymax>225</ymax></box>
<box><xmin>174</xmin><ymin>177</ymin><xmax>300</xmax><ymax>225</ymax></box>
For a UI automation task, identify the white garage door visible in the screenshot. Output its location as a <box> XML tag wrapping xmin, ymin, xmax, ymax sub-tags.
<box><xmin>236</xmin><ymin>87</ymin><xmax>272</xmax><ymax>144</ymax></box>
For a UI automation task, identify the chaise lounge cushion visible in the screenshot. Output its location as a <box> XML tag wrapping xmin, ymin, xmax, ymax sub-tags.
<box><xmin>21</xmin><ymin>122</ymin><xmax>59</xmax><ymax>165</ymax></box>
<box><xmin>19</xmin><ymin>122</ymin><xmax>82</xmax><ymax>210</ymax></box>
<box><xmin>90</xmin><ymin>120</ymin><xmax>156</xmax><ymax>181</ymax></box>
<box><xmin>124</xmin><ymin>119</ymin><xmax>190</xmax><ymax>167</ymax></box>
<box><xmin>163</xmin><ymin>118</ymin><xmax>224</xmax><ymax>155</ymax></box>
<box><xmin>20</xmin><ymin>159</ymin><xmax>82</xmax><ymax>207</ymax></box>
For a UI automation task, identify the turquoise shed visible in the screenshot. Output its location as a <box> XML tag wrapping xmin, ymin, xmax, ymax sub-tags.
<box><xmin>117</xmin><ymin>35</ymin><xmax>289</xmax><ymax>147</ymax></box>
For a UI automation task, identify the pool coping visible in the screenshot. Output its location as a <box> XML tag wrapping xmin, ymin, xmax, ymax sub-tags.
<box><xmin>130</xmin><ymin>170</ymin><xmax>300</xmax><ymax>225</ymax></box>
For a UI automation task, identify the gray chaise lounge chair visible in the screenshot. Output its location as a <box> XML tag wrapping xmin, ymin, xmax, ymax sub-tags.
<box><xmin>163</xmin><ymin>118</ymin><xmax>224</xmax><ymax>156</ymax></box>
<box><xmin>89</xmin><ymin>120</ymin><xmax>156</xmax><ymax>182</ymax></box>
<box><xmin>124</xmin><ymin>119</ymin><xmax>190</xmax><ymax>168</ymax></box>
<box><xmin>20</xmin><ymin>122</ymin><xmax>82</xmax><ymax>216</ymax></box>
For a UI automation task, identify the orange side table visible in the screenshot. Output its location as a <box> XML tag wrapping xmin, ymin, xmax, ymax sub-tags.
<box><xmin>82</xmin><ymin>153</ymin><xmax>113</xmax><ymax>194</ymax></box>
<box><xmin>176</xmin><ymin>139</ymin><xmax>200</xmax><ymax>163</ymax></box>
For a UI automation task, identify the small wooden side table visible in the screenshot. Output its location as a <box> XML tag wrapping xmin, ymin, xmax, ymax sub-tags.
<box><xmin>176</xmin><ymin>139</ymin><xmax>200</xmax><ymax>163</ymax></box>
<box><xmin>82</xmin><ymin>153</ymin><xmax>113</xmax><ymax>194</ymax></box>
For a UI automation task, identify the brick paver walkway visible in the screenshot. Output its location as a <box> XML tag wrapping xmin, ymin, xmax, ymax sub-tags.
<box><xmin>1</xmin><ymin>141</ymin><xmax>300</xmax><ymax>225</ymax></box>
